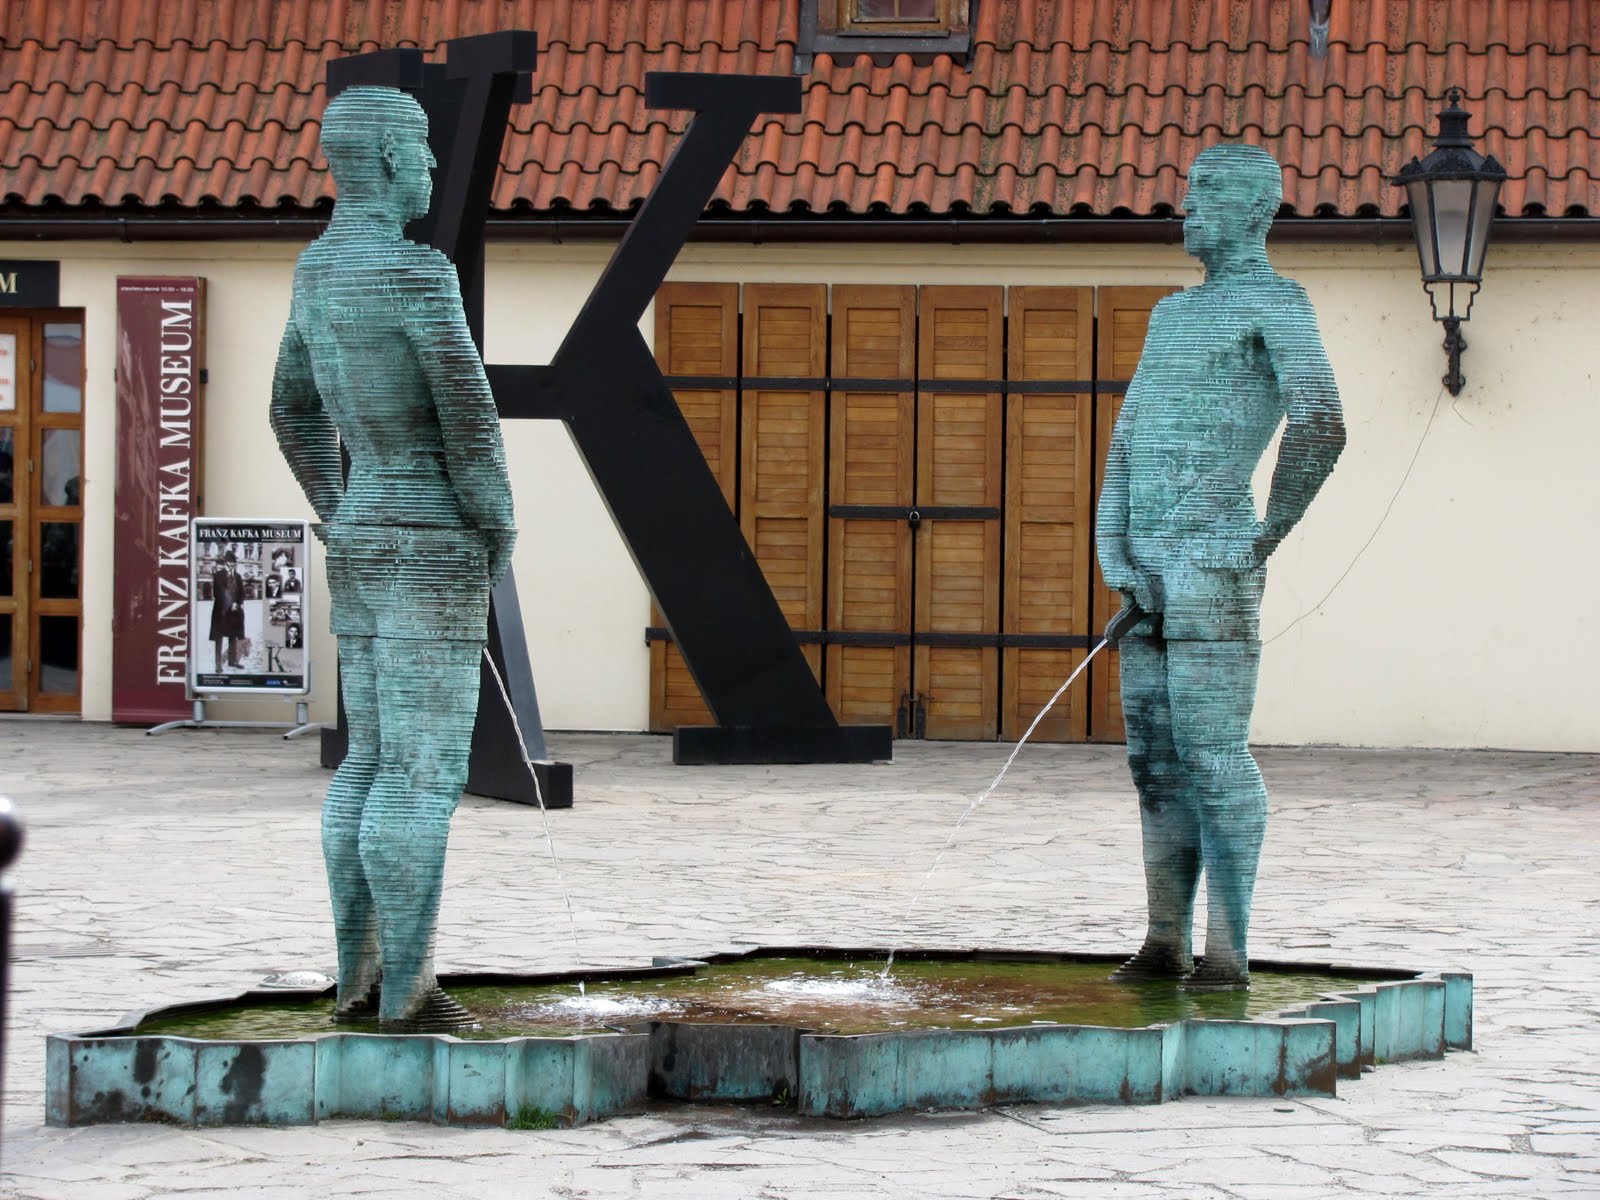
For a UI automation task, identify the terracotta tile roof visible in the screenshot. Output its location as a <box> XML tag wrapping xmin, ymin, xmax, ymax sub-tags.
<box><xmin>2</xmin><ymin>0</ymin><xmax>1595</xmax><ymax>221</ymax></box>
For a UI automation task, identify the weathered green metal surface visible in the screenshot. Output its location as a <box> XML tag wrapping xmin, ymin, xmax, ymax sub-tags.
<box><xmin>1096</xmin><ymin>144</ymin><xmax>1347</xmax><ymax>989</ymax></box>
<box><xmin>45</xmin><ymin>954</ymin><xmax>1471</xmax><ymax>1128</ymax></box>
<box><xmin>647</xmin><ymin>1021</ymin><xmax>800</xmax><ymax>1102</ymax></box>
<box><xmin>269</xmin><ymin>86</ymin><xmax>516</xmax><ymax>1030</ymax></box>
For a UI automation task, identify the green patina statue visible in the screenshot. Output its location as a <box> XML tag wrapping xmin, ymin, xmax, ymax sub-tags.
<box><xmin>1096</xmin><ymin>144</ymin><xmax>1346</xmax><ymax>990</ymax></box>
<box><xmin>270</xmin><ymin>86</ymin><xmax>516</xmax><ymax>1029</ymax></box>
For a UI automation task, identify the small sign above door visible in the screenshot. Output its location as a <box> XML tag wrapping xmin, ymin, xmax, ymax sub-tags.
<box><xmin>0</xmin><ymin>260</ymin><xmax>60</xmax><ymax>307</ymax></box>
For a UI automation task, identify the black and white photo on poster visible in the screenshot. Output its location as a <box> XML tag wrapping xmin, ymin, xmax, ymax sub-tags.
<box><xmin>189</xmin><ymin>519</ymin><xmax>310</xmax><ymax>693</ymax></box>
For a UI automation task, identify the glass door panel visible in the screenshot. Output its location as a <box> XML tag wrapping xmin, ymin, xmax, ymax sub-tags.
<box><xmin>0</xmin><ymin>316</ymin><xmax>25</xmax><ymax>708</ymax></box>
<box><xmin>30</xmin><ymin>314</ymin><xmax>85</xmax><ymax>712</ymax></box>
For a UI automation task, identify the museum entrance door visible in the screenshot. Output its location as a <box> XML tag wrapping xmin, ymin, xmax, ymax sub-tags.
<box><xmin>649</xmin><ymin>282</ymin><xmax>1172</xmax><ymax>743</ymax></box>
<box><xmin>0</xmin><ymin>311</ymin><xmax>86</xmax><ymax>713</ymax></box>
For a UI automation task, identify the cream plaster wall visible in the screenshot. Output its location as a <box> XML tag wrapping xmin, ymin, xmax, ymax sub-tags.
<box><xmin>9</xmin><ymin>235</ymin><xmax>1596</xmax><ymax>750</ymax></box>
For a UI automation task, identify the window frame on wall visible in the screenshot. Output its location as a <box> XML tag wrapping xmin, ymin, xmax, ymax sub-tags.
<box><xmin>796</xmin><ymin>0</ymin><xmax>973</xmax><ymax>70</ymax></box>
<box><xmin>839</xmin><ymin>0</ymin><xmax>958</xmax><ymax>34</ymax></box>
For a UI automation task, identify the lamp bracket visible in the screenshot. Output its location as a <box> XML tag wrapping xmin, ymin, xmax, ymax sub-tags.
<box><xmin>1441</xmin><ymin>316</ymin><xmax>1467</xmax><ymax>396</ymax></box>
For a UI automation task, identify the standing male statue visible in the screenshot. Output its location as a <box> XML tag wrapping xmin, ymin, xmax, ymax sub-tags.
<box><xmin>1095</xmin><ymin>144</ymin><xmax>1345</xmax><ymax>990</ymax></box>
<box><xmin>270</xmin><ymin>86</ymin><xmax>516</xmax><ymax>1029</ymax></box>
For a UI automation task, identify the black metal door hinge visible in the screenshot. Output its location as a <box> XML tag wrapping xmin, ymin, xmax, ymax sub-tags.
<box><xmin>896</xmin><ymin>692</ymin><xmax>927</xmax><ymax>739</ymax></box>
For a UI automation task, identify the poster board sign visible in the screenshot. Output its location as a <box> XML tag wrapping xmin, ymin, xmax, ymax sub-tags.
<box><xmin>189</xmin><ymin>518</ymin><xmax>311</xmax><ymax>694</ymax></box>
<box><xmin>111</xmin><ymin>276</ymin><xmax>206</xmax><ymax>723</ymax></box>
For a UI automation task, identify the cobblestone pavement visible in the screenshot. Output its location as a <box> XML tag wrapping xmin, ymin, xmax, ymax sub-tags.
<box><xmin>1</xmin><ymin>721</ymin><xmax>1597</xmax><ymax>1199</ymax></box>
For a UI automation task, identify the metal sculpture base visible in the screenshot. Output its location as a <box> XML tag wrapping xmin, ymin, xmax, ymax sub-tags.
<box><xmin>672</xmin><ymin>724</ymin><xmax>893</xmax><ymax>766</ymax></box>
<box><xmin>45</xmin><ymin>946</ymin><xmax>1473</xmax><ymax>1128</ymax></box>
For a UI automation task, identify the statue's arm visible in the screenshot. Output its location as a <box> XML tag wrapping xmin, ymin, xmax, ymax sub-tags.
<box><xmin>1259</xmin><ymin>284</ymin><xmax>1346</xmax><ymax>552</ymax></box>
<box><xmin>410</xmin><ymin>254</ymin><xmax>518</xmax><ymax>581</ymax></box>
<box><xmin>268</xmin><ymin>317</ymin><xmax>343</xmax><ymax>525</ymax></box>
<box><xmin>1096</xmin><ymin>303</ymin><xmax>1166</xmax><ymax>598</ymax></box>
<box><xmin>1094</xmin><ymin>401</ymin><xmax>1138</xmax><ymax>591</ymax></box>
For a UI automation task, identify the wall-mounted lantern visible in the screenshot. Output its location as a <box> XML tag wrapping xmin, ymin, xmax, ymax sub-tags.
<box><xmin>1393</xmin><ymin>89</ymin><xmax>1506</xmax><ymax>395</ymax></box>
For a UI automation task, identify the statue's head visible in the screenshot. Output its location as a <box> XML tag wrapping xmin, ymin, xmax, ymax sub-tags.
<box><xmin>1182</xmin><ymin>144</ymin><xmax>1283</xmax><ymax>265</ymax></box>
<box><xmin>320</xmin><ymin>86</ymin><xmax>435</xmax><ymax>222</ymax></box>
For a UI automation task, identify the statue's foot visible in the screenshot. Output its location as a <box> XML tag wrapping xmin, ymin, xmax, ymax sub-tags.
<box><xmin>332</xmin><ymin>979</ymin><xmax>382</xmax><ymax>1023</ymax></box>
<box><xmin>1109</xmin><ymin>944</ymin><xmax>1193</xmax><ymax>982</ymax></box>
<box><xmin>379</xmin><ymin>986</ymin><xmax>477</xmax><ymax>1033</ymax></box>
<box><xmin>1183</xmin><ymin>958</ymin><xmax>1250</xmax><ymax>992</ymax></box>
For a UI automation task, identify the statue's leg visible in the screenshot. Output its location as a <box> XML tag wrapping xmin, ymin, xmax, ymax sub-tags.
<box><xmin>324</xmin><ymin>634</ymin><xmax>382</xmax><ymax>1019</ymax></box>
<box><xmin>360</xmin><ymin>635</ymin><xmax>481</xmax><ymax>1029</ymax></box>
<box><xmin>1167</xmin><ymin>638</ymin><xmax>1265</xmax><ymax>989</ymax></box>
<box><xmin>1111</xmin><ymin>633</ymin><xmax>1200</xmax><ymax>981</ymax></box>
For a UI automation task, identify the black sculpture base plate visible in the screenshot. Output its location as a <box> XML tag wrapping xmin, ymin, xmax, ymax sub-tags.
<box><xmin>470</xmin><ymin>758</ymin><xmax>574</xmax><ymax>810</ymax></box>
<box><xmin>319</xmin><ymin>726</ymin><xmax>573</xmax><ymax>809</ymax></box>
<box><xmin>672</xmin><ymin>725</ymin><xmax>894</xmax><ymax>766</ymax></box>
<box><xmin>320</xmin><ymin>723</ymin><xmax>344</xmax><ymax>769</ymax></box>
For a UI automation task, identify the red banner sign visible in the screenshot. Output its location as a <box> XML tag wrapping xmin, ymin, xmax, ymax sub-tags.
<box><xmin>112</xmin><ymin>277</ymin><xmax>206</xmax><ymax>724</ymax></box>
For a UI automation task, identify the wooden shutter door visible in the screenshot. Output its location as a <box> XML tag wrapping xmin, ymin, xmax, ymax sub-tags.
<box><xmin>1090</xmin><ymin>286</ymin><xmax>1178</xmax><ymax>742</ymax></box>
<box><xmin>742</xmin><ymin>285</ymin><xmax>827</xmax><ymax>681</ymax></box>
<box><xmin>649</xmin><ymin>283</ymin><xmax>738</xmax><ymax>732</ymax></box>
<box><xmin>1003</xmin><ymin>287</ymin><xmax>1095</xmax><ymax>742</ymax></box>
<box><xmin>916</xmin><ymin>286</ymin><xmax>1003</xmax><ymax>741</ymax></box>
<box><xmin>827</xmin><ymin>285</ymin><xmax>915</xmax><ymax>728</ymax></box>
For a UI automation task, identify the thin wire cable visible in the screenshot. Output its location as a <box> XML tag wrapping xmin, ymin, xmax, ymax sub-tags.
<box><xmin>1265</xmin><ymin>383</ymin><xmax>1445</xmax><ymax>645</ymax></box>
<box><xmin>880</xmin><ymin>638</ymin><xmax>1111</xmax><ymax>979</ymax></box>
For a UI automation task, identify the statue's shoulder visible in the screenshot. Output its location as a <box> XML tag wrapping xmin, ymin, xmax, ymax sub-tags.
<box><xmin>1148</xmin><ymin>289</ymin><xmax>1189</xmax><ymax>324</ymax></box>
<box><xmin>394</xmin><ymin>242</ymin><xmax>455</xmax><ymax>279</ymax></box>
<box><xmin>1260</xmin><ymin>272</ymin><xmax>1312</xmax><ymax>306</ymax></box>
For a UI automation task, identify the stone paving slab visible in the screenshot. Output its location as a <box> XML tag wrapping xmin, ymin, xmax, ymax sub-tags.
<box><xmin>1</xmin><ymin>722</ymin><xmax>1598</xmax><ymax>1198</ymax></box>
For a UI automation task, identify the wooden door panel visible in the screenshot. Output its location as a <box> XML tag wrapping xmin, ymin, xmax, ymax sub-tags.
<box><xmin>649</xmin><ymin>283</ymin><xmax>738</xmax><ymax>731</ymax></box>
<box><xmin>827</xmin><ymin>286</ymin><xmax>915</xmax><ymax>728</ymax></box>
<box><xmin>916</xmin><ymin>287</ymin><xmax>1002</xmax><ymax>741</ymax></box>
<box><xmin>742</xmin><ymin>284</ymin><xmax>826</xmax><ymax>682</ymax></box>
<box><xmin>1003</xmin><ymin>287</ymin><xmax>1095</xmax><ymax>742</ymax></box>
<box><xmin>1090</xmin><ymin>286</ymin><xmax>1179</xmax><ymax>741</ymax></box>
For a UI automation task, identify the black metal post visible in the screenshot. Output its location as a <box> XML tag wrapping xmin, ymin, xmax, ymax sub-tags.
<box><xmin>0</xmin><ymin>796</ymin><xmax>22</xmax><ymax>1152</ymax></box>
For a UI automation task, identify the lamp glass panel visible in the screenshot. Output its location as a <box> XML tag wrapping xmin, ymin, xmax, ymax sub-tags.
<box><xmin>1405</xmin><ymin>179</ymin><xmax>1438</xmax><ymax>277</ymax></box>
<box><xmin>1466</xmin><ymin>179</ymin><xmax>1500</xmax><ymax>279</ymax></box>
<box><xmin>1430</xmin><ymin>179</ymin><xmax>1475</xmax><ymax>278</ymax></box>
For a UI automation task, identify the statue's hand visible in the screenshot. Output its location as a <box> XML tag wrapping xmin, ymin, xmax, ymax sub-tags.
<box><xmin>483</xmin><ymin>527</ymin><xmax>518</xmax><ymax>588</ymax></box>
<box><xmin>1200</xmin><ymin>523</ymin><xmax>1277</xmax><ymax>569</ymax></box>
<box><xmin>1104</xmin><ymin>571</ymin><xmax>1156</xmax><ymax>613</ymax></box>
<box><xmin>1104</xmin><ymin>594</ymin><xmax>1148</xmax><ymax>643</ymax></box>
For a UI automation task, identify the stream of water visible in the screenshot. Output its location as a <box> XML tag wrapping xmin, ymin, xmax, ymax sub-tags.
<box><xmin>878</xmin><ymin>636</ymin><xmax>1112</xmax><ymax>982</ymax></box>
<box><xmin>486</xmin><ymin>629</ymin><xmax>1110</xmax><ymax>1012</ymax></box>
<box><xmin>482</xmin><ymin>648</ymin><xmax>586</xmax><ymax>997</ymax></box>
